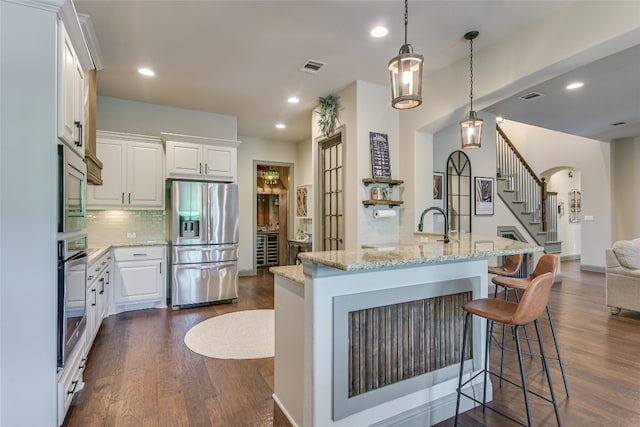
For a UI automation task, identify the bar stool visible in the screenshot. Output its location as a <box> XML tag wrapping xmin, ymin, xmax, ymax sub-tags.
<box><xmin>492</xmin><ymin>253</ymin><xmax>570</xmax><ymax>397</ymax></box>
<box><xmin>454</xmin><ymin>272</ymin><xmax>562</xmax><ymax>427</ymax></box>
<box><xmin>488</xmin><ymin>253</ymin><xmax>535</xmax><ymax>363</ymax></box>
<box><xmin>488</xmin><ymin>253</ymin><xmax>524</xmax><ymax>278</ymax></box>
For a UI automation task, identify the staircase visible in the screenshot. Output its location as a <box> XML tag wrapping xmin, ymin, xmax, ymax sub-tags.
<box><xmin>495</xmin><ymin>125</ymin><xmax>561</xmax><ymax>255</ymax></box>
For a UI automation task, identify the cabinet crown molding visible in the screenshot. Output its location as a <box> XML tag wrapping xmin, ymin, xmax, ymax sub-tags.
<box><xmin>161</xmin><ymin>132</ymin><xmax>241</xmax><ymax>148</ymax></box>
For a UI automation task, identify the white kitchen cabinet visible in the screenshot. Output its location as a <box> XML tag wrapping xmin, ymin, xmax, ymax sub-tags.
<box><xmin>112</xmin><ymin>246</ymin><xmax>166</xmax><ymax>313</ymax></box>
<box><xmin>58</xmin><ymin>20</ymin><xmax>86</xmax><ymax>159</ymax></box>
<box><xmin>56</xmin><ymin>334</ymin><xmax>86</xmax><ymax>426</ymax></box>
<box><xmin>85</xmin><ymin>251</ymin><xmax>111</xmax><ymax>352</ymax></box>
<box><xmin>87</xmin><ymin>131</ymin><xmax>164</xmax><ymax>210</ymax></box>
<box><xmin>162</xmin><ymin>132</ymin><xmax>241</xmax><ymax>182</ymax></box>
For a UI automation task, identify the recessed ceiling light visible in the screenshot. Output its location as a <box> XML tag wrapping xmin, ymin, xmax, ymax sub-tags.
<box><xmin>287</xmin><ymin>96</ymin><xmax>300</xmax><ymax>104</ymax></box>
<box><xmin>370</xmin><ymin>26</ymin><xmax>388</xmax><ymax>38</ymax></box>
<box><xmin>496</xmin><ymin>116</ymin><xmax>504</xmax><ymax>123</ymax></box>
<box><xmin>138</xmin><ymin>67</ymin><xmax>155</xmax><ymax>77</ymax></box>
<box><xmin>566</xmin><ymin>82</ymin><xmax>584</xmax><ymax>90</ymax></box>
<box><xmin>275</xmin><ymin>123</ymin><xmax>286</xmax><ymax>129</ymax></box>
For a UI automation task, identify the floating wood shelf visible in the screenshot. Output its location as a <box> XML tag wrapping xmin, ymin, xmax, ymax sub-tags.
<box><xmin>362</xmin><ymin>178</ymin><xmax>404</xmax><ymax>186</ymax></box>
<box><xmin>362</xmin><ymin>200</ymin><xmax>404</xmax><ymax>207</ymax></box>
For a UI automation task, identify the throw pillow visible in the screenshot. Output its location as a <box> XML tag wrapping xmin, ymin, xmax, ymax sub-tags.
<box><xmin>612</xmin><ymin>238</ymin><xmax>640</xmax><ymax>270</ymax></box>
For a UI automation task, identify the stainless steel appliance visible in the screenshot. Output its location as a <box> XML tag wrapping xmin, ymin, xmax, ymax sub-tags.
<box><xmin>57</xmin><ymin>234</ymin><xmax>88</xmax><ymax>370</ymax></box>
<box><xmin>58</xmin><ymin>144</ymin><xmax>87</xmax><ymax>233</ymax></box>
<box><xmin>169</xmin><ymin>181</ymin><xmax>239</xmax><ymax>309</ymax></box>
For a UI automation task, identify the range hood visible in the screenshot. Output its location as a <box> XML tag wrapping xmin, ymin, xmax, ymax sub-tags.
<box><xmin>84</xmin><ymin>69</ymin><xmax>103</xmax><ymax>185</ymax></box>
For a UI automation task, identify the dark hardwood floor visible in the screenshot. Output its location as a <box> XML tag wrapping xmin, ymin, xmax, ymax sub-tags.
<box><xmin>65</xmin><ymin>261</ymin><xmax>640</xmax><ymax>427</ymax></box>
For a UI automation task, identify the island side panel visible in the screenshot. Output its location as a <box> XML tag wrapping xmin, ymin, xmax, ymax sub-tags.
<box><xmin>303</xmin><ymin>259</ymin><xmax>490</xmax><ymax>427</ymax></box>
<box><xmin>273</xmin><ymin>274</ymin><xmax>305</xmax><ymax>427</ymax></box>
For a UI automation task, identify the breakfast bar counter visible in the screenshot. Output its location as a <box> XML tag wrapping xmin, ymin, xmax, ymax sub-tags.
<box><xmin>271</xmin><ymin>233</ymin><xmax>542</xmax><ymax>427</ymax></box>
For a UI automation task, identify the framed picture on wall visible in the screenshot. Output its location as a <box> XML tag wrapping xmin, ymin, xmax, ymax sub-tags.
<box><xmin>433</xmin><ymin>172</ymin><xmax>444</xmax><ymax>209</ymax></box>
<box><xmin>296</xmin><ymin>185</ymin><xmax>311</xmax><ymax>218</ymax></box>
<box><xmin>474</xmin><ymin>177</ymin><xmax>494</xmax><ymax>215</ymax></box>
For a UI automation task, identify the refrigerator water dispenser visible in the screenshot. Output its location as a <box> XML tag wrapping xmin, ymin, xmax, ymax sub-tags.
<box><xmin>180</xmin><ymin>219</ymin><xmax>200</xmax><ymax>238</ymax></box>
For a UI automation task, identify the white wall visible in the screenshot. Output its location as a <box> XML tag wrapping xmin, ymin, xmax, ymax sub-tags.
<box><xmin>1</xmin><ymin>2</ymin><xmax>59</xmax><ymax>424</ymax></box>
<box><xmin>295</xmin><ymin>137</ymin><xmax>313</xmax><ymax>237</ymax></box>
<box><xmin>237</xmin><ymin>136</ymin><xmax>297</xmax><ymax>274</ymax></box>
<box><xmin>500</xmin><ymin>120</ymin><xmax>611</xmax><ymax>270</ymax></box>
<box><xmin>355</xmin><ymin>81</ymin><xmax>400</xmax><ymax>247</ymax></box>
<box><xmin>96</xmin><ymin>96</ymin><xmax>237</xmax><ymax>140</ymax></box>
<box><xmin>611</xmin><ymin>136</ymin><xmax>640</xmax><ymax>240</ymax></box>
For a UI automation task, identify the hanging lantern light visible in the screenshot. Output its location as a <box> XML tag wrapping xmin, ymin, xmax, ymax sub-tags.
<box><xmin>388</xmin><ymin>0</ymin><xmax>423</xmax><ymax>109</ymax></box>
<box><xmin>460</xmin><ymin>30</ymin><xmax>483</xmax><ymax>149</ymax></box>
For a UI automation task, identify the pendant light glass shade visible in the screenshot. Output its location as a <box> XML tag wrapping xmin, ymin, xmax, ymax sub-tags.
<box><xmin>460</xmin><ymin>30</ymin><xmax>482</xmax><ymax>149</ymax></box>
<box><xmin>460</xmin><ymin>110</ymin><xmax>483</xmax><ymax>149</ymax></box>
<box><xmin>389</xmin><ymin>0</ymin><xmax>423</xmax><ymax>110</ymax></box>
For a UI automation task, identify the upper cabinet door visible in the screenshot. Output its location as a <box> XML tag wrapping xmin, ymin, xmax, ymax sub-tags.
<box><xmin>88</xmin><ymin>131</ymin><xmax>165</xmax><ymax>210</ymax></box>
<box><xmin>58</xmin><ymin>23</ymin><xmax>76</xmax><ymax>146</ymax></box>
<box><xmin>57</xmin><ymin>21</ymin><xmax>85</xmax><ymax>159</ymax></box>
<box><xmin>203</xmin><ymin>145</ymin><xmax>237</xmax><ymax>181</ymax></box>
<box><xmin>127</xmin><ymin>141</ymin><xmax>164</xmax><ymax>208</ymax></box>
<box><xmin>87</xmin><ymin>139</ymin><xmax>127</xmax><ymax>207</ymax></box>
<box><xmin>162</xmin><ymin>133</ymin><xmax>241</xmax><ymax>182</ymax></box>
<box><xmin>166</xmin><ymin>141</ymin><xmax>204</xmax><ymax>176</ymax></box>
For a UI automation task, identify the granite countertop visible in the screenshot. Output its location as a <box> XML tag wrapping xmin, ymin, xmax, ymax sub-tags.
<box><xmin>270</xmin><ymin>265</ymin><xmax>304</xmax><ymax>284</ymax></box>
<box><xmin>297</xmin><ymin>232</ymin><xmax>543</xmax><ymax>271</ymax></box>
<box><xmin>87</xmin><ymin>240</ymin><xmax>169</xmax><ymax>265</ymax></box>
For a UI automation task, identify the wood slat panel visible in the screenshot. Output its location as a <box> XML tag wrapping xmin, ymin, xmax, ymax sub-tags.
<box><xmin>347</xmin><ymin>292</ymin><xmax>472</xmax><ymax>397</ymax></box>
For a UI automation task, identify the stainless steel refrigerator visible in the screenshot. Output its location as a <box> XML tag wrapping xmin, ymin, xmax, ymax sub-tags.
<box><xmin>169</xmin><ymin>180</ymin><xmax>239</xmax><ymax>309</ymax></box>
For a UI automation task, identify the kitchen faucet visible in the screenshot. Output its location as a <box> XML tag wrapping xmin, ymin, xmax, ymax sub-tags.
<box><xmin>417</xmin><ymin>207</ymin><xmax>450</xmax><ymax>243</ymax></box>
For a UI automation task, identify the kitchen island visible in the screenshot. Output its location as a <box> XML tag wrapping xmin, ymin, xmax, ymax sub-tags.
<box><xmin>271</xmin><ymin>233</ymin><xmax>543</xmax><ymax>427</ymax></box>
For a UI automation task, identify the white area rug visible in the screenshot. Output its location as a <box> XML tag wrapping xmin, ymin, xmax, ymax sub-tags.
<box><xmin>184</xmin><ymin>309</ymin><xmax>274</xmax><ymax>359</ymax></box>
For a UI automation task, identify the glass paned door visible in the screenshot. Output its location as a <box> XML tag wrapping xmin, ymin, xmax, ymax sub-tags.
<box><xmin>320</xmin><ymin>133</ymin><xmax>344</xmax><ymax>250</ymax></box>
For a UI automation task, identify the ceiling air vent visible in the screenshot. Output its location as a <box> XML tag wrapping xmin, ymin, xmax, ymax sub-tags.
<box><xmin>611</xmin><ymin>121</ymin><xmax>627</xmax><ymax>126</ymax></box>
<box><xmin>300</xmin><ymin>59</ymin><xmax>326</xmax><ymax>74</ymax></box>
<box><xmin>519</xmin><ymin>92</ymin><xmax>545</xmax><ymax>101</ymax></box>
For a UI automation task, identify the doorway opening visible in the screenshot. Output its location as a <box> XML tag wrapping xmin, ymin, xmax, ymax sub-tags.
<box><xmin>256</xmin><ymin>164</ymin><xmax>290</xmax><ymax>268</ymax></box>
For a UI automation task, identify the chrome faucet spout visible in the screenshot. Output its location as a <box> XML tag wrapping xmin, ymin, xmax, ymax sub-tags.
<box><xmin>417</xmin><ymin>207</ymin><xmax>450</xmax><ymax>243</ymax></box>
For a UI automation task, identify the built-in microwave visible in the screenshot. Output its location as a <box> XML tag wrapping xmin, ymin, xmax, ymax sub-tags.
<box><xmin>58</xmin><ymin>144</ymin><xmax>86</xmax><ymax>233</ymax></box>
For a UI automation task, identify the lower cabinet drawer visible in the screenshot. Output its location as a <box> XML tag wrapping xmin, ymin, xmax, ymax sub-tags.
<box><xmin>57</xmin><ymin>334</ymin><xmax>86</xmax><ymax>425</ymax></box>
<box><xmin>114</xmin><ymin>246</ymin><xmax>164</xmax><ymax>262</ymax></box>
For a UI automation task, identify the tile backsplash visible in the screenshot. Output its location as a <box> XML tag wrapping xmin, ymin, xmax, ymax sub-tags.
<box><xmin>86</xmin><ymin>210</ymin><xmax>166</xmax><ymax>244</ymax></box>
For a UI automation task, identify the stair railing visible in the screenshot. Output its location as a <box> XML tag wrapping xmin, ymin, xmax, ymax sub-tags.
<box><xmin>496</xmin><ymin>125</ymin><xmax>557</xmax><ymax>239</ymax></box>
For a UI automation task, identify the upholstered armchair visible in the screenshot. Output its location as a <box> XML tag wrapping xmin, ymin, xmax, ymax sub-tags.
<box><xmin>606</xmin><ymin>238</ymin><xmax>640</xmax><ymax>314</ymax></box>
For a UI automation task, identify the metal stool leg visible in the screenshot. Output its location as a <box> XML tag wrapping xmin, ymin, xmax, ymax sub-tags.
<box><xmin>534</xmin><ymin>319</ymin><xmax>563</xmax><ymax>426</ymax></box>
<box><xmin>514</xmin><ymin>325</ymin><xmax>533</xmax><ymax>426</ymax></box>
<box><xmin>546</xmin><ymin>305</ymin><xmax>570</xmax><ymax>397</ymax></box>
<box><xmin>454</xmin><ymin>312</ymin><xmax>471</xmax><ymax>426</ymax></box>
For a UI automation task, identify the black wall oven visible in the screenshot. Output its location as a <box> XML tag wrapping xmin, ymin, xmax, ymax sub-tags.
<box><xmin>58</xmin><ymin>144</ymin><xmax>86</xmax><ymax>233</ymax></box>
<box><xmin>57</xmin><ymin>234</ymin><xmax>88</xmax><ymax>370</ymax></box>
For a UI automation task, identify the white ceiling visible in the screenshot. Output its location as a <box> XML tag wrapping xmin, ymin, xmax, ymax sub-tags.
<box><xmin>75</xmin><ymin>0</ymin><xmax>640</xmax><ymax>143</ymax></box>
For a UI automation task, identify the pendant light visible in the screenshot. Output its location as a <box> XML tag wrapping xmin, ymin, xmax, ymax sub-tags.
<box><xmin>388</xmin><ymin>0</ymin><xmax>423</xmax><ymax>109</ymax></box>
<box><xmin>460</xmin><ymin>31</ymin><xmax>483</xmax><ymax>149</ymax></box>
